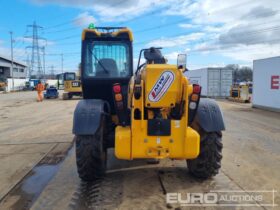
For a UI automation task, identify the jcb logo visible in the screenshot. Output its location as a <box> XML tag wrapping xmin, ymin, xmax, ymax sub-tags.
<box><xmin>271</xmin><ymin>75</ymin><xmax>279</xmax><ymax>89</ymax></box>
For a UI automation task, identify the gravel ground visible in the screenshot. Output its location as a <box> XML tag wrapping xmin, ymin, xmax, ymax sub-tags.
<box><xmin>0</xmin><ymin>91</ymin><xmax>279</xmax><ymax>210</ymax></box>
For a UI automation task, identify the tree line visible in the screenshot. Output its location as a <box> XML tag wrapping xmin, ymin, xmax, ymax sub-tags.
<box><xmin>226</xmin><ymin>64</ymin><xmax>253</xmax><ymax>82</ymax></box>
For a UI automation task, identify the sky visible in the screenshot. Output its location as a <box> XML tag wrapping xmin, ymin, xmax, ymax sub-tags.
<box><xmin>0</xmin><ymin>0</ymin><xmax>280</xmax><ymax>74</ymax></box>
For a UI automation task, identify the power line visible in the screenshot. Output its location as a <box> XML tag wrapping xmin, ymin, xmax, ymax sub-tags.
<box><xmin>207</xmin><ymin>0</ymin><xmax>258</xmax><ymax>15</ymax></box>
<box><xmin>113</xmin><ymin>0</ymin><xmax>169</xmax><ymax>26</ymax></box>
<box><xmin>134</xmin><ymin>8</ymin><xmax>280</xmax><ymax>35</ymax></box>
<box><xmin>44</xmin><ymin>5</ymin><xmax>179</xmax><ymax>41</ymax></box>
<box><xmin>42</xmin><ymin>0</ymin><xmax>173</xmax><ymax>39</ymax></box>
<box><xmin>47</xmin><ymin>33</ymin><xmax>280</xmax><ymax>64</ymax></box>
<box><xmin>43</xmin><ymin>26</ymin><xmax>280</xmax><ymax>70</ymax></box>
<box><xmin>61</xmin><ymin>53</ymin><xmax>64</xmax><ymax>74</ymax></box>
<box><xmin>45</xmin><ymin>5</ymin><xmax>280</xmax><ymax>45</ymax></box>
<box><xmin>134</xmin><ymin>18</ymin><xmax>188</xmax><ymax>33</ymax></box>
<box><xmin>228</xmin><ymin>25</ymin><xmax>280</xmax><ymax>37</ymax></box>
<box><xmin>35</xmin><ymin>0</ymin><xmax>280</xmax><ymax>67</ymax></box>
<box><xmin>9</xmin><ymin>31</ymin><xmax>15</xmax><ymax>91</ymax></box>
<box><xmin>45</xmin><ymin>52</ymin><xmax>80</xmax><ymax>56</ymax></box>
<box><xmin>188</xmin><ymin>37</ymin><xmax>280</xmax><ymax>55</ymax></box>
<box><xmin>55</xmin><ymin>41</ymin><xmax>80</xmax><ymax>46</ymax></box>
<box><xmin>13</xmin><ymin>28</ymin><xmax>29</xmax><ymax>48</ymax></box>
<box><xmin>134</xmin><ymin>22</ymin><xmax>280</xmax><ymax>47</ymax></box>
<box><xmin>51</xmin><ymin>34</ymin><xmax>79</xmax><ymax>42</ymax></box>
<box><xmin>44</xmin><ymin>17</ymin><xmax>81</xmax><ymax>30</ymax></box>
<box><xmin>44</xmin><ymin>0</ymin><xmax>128</xmax><ymax>30</ymax></box>
<box><xmin>45</xmin><ymin>24</ymin><xmax>280</xmax><ymax>60</ymax></box>
<box><xmin>43</xmin><ymin>27</ymin><xmax>78</xmax><ymax>34</ymax></box>
<box><xmin>44</xmin><ymin>19</ymin><xmax>278</xmax><ymax>46</ymax></box>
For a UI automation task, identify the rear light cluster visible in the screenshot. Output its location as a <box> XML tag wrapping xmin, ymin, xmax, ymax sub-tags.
<box><xmin>112</xmin><ymin>83</ymin><xmax>129</xmax><ymax>126</ymax></box>
<box><xmin>188</xmin><ymin>84</ymin><xmax>201</xmax><ymax>124</ymax></box>
<box><xmin>189</xmin><ymin>84</ymin><xmax>201</xmax><ymax>110</ymax></box>
<box><xmin>113</xmin><ymin>84</ymin><xmax>124</xmax><ymax>109</ymax></box>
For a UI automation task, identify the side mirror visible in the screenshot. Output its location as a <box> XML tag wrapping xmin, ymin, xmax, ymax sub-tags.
<box><xmin>177</xmin><ymin>54</ymin><xmax>187</xmax><ymax>72</ymax></box>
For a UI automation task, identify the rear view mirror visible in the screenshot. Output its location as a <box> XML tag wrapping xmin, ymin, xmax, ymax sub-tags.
<box><xmin>177</xmin><ymin>54</ymin><xmax>187</xmax><ymax>71</ymax></box>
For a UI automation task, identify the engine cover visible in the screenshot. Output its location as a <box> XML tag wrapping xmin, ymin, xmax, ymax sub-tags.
<box><xmin>145</xmin><ymin>64</ymin><xmax>181</xmax><ymax>108</ymax></box>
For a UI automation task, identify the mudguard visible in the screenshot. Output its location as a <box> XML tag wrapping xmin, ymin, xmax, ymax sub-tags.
<box><xmin>196</xmin><ymin>98</ymin><xmax>225</xmax><ymax>132</ymax></box>
<box><xmin>72</xmin><ymin>99</ymin><xmax>108</xmax><ymax>135</ymax></box>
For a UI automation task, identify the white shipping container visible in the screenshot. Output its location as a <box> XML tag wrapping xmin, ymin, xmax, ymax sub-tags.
<box><xmin>46</xmin><ymin>79</ymin><xmax>58</xmax><ymax>87</ymax></box>
<box><xmin>253</xmin><ymin>56</ymin><xmax>280</xmax><ymax>112</ymax></box>
<box><xmin>184</xmin><ymin>68</ymin><xmax>233</xmax><ymax>97</ymax></box>
<box><xmin>6</xmin><ymin>78</ymin><xmax>28</xmax><ymax>92</ymax></box>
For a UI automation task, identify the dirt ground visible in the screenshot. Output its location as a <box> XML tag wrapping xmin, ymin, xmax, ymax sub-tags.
<box><xmin>0</xmin><ymin>91</ymin><xmax>279</xmax><ymax>210</ymax></box>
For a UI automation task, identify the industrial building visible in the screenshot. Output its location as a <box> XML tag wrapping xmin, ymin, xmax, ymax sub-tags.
<box><xmin>253</xmin><ymin>56</ymin><xmax>280</xmax><ymax>112</ymax></box>
<box><xmin>184</xmin><ymin>67</ymin><xmax>233</xmax><ymax>98</ymax></box>
<box><xmin>0</xmin><ymin>55</ymin><xmax>28</xmax><ymax>91</ymax></box>
<box><xmin>0</xmin><ymin>55</ymin><xmax>27</xmax><ymax>80</ymax></box>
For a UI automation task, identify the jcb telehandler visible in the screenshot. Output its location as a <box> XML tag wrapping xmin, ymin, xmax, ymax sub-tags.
<box><xmin>73</xmin><ymin>26</ymin><xmax>225</xmax><ymax>181</ymax></box>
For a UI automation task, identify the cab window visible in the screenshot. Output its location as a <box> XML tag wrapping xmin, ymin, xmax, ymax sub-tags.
<box><xmin>84</xmin><ymin>41</ymin><xmax>130</xmax><ymax>78</ymax></box>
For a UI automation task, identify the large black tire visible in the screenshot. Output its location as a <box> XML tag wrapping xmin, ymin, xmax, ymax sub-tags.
<box><xmin>187</xmin><ymin>131</ymin><xmax>222</xmax><ymax>179</ymax></box>
<box><xmin>75</xmin><ymin>119</ymin><xmax>107</xmax><ymax>181</ymax></box>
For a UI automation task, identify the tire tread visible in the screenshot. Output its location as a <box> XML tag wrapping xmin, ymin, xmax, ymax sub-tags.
<box><xmin>187</xmin><ymin>131</ymin><xmax>223</xmax><ymax>179</ymax></box>
<box><xmin>75</xmin><ymin>119</ymin><xmax>107</xmax><ymax>181</ymax></box>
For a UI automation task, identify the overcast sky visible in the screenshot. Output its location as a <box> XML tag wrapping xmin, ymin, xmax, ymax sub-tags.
<box><xmin>0</xmin><ymin>0</ymin><xmax>280</xmax><ymax>73</ymax></box>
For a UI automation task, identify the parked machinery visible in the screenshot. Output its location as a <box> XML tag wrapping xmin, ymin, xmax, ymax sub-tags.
<box><xmin>44</xmin><ymin>86</ymin><xmax>59</xmax><ymax>99</ymax></box>
<box><xmin>57</xmin><ymin>72</ymin><xmax>82</xmax><ymax>100</ymax></box>
<box><xmin>0</xmin><ymin>78</ymin><xmax>7</xmax><ymax>91</ymax></box>
<box><xmin>229</xmin><ymin>83</ymin><xmax>251</xmax><ymax>103</ymax></box>
<box><xmin>72</xmin><ymin>26</ymin><xmax>225</xmax><ymax>181</ymax></box>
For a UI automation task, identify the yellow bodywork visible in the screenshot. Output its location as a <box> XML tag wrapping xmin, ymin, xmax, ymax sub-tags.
<box><xmin>115</xmin><ymin>64</ymin><xmax>200</xmax><ymax>160</ymax></box>
<box><xmin>64</xmin><ymin>80</ymin><xmax>82</xmax><ymax>93</ymax></box>
<box><xmin>145</xmin><ymin>65</ymin><xmax>181</xmax><ymax>108</ymax></box>
<box><xmin>82</xmin><ymin>28</ymin><xmax>133</xmax><ymax>41</ymax></box>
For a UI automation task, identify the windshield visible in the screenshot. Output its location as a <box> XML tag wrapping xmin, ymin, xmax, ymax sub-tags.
<box><xmin>84</xmin><ymin>41</ymin><xmax>130</xmax><ymax>78</ymax></box>
<box><xmin>65</xmin><ymin>73</ymin><xmax>75</xmax><ymax>81</ymax></box>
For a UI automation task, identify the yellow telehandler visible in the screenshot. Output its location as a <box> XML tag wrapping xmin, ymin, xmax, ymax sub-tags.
<box><xmin>73</xmin><ymin>26</ymin><xmax>225</xmax><ymax>181</ymax></box>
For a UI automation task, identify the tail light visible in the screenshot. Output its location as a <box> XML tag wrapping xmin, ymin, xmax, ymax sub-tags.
<box><xmin>112</xmin><ymin>83</ymin><xmax>129</xmax><ymax>126</ymax></box>
<box><xmin>113</xmin><ymin>84</ymin><xmax>121</xmax><ymax>93</ymax></box>
<box><xmin>188</xmin><ymin>84</ymin><xmax>201</xmax><ymax>124</ymax></box>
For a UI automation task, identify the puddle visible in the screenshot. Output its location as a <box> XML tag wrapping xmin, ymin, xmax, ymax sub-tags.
<box><xmin>0</xmin><ymin>144</ymin><xmax>74</xmax><ymax>210</ymax></box>
<box><xmin>21</xmin><ymin>164</ymin><xmax>59</xmax><ymax>195</ymax></box>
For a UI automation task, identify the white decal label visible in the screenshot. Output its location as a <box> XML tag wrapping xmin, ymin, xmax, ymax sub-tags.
<box><xmin>157</xmin><ymin>138</ymin><xmax>161</xmax><ymax>144</ymax></box>
<box><xmin>148</xmin><ymin>71</ymin><xmax>175</xmax><ymax>102</ymax></box>
<box><xmin>175</xmin><ymin>120</ymin><xmax>180</xmax><ymax>128</ymax></box>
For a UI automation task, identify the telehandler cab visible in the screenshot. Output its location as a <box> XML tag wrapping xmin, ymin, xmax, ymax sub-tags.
<box><xmin>73</xmin><ymin>26</ymin><xmax>225</xmax><ymax>181</ymax></box>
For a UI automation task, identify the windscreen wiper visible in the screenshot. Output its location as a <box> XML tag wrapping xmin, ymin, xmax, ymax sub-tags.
<box><xmin>88</xmin><ymin>48</ymin><xmax>109</xmax><ymax>74</ymax></box>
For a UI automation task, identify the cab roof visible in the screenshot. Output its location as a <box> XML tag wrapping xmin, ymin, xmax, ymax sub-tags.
<box><xmin>82</xmin><ymin>27</ymin><xmax>133</xmax><ymax>42</ymax></box>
